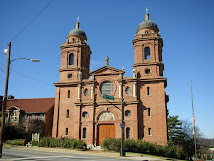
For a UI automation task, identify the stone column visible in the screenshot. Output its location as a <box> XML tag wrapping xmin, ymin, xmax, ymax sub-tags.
<box><xmin>91</xmin><ymin>84</ymin><xmax>94</xmax><ymax>99</ymax></box>
<box><xmin>119</xmin><ymin>83</ymin><xmax>122</xmax><ymax>98</ymax></box>
<box><xmin>7</xmin><ymin>110</ymin><xmax>10</xmax><ymax>123</ymax></box>
<box><xmin>133</xmin><ymin>82</ymin><xmax>137</xmax><ymax>97</ymax></box>
<box><xmin>77</xmin><ymin>84</ymin><xmax>81</xmax><ymax>99</ymax></box>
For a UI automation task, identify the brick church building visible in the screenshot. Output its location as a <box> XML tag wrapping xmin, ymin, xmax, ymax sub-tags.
<box><xmin>52</xmin><ymin>11</ymin><xmax>168</xmax><ymax>146</ymax></box>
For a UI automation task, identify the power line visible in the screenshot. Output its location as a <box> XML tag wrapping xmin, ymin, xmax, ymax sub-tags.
<box><xmin>0</xmin><ymin>62</ymin><xmax>53</xmax><ymax>87</ymax></box>
<box><xmin>0</xmin><ymin>68</ymin><xmax>6</xmax><ymax>73</ymax></box>
<box><xmin>1</xmin><ymin>0</ymin><xmax>55</xmax><ymax>45</ymax></box>
<box><xmin>0</xmin><ymin>78</ymin><xmax>5</xmax><ymax>82</ymax></box>
<box><xmin>10</xmin><ymin>68</ymin><xmax>54</xmax><ymax>87</ymax></box>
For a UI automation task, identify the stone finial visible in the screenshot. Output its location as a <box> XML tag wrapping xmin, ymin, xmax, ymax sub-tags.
<box><xmin>105</xmin><ymin>56</ymin><xmax>109</xmax><ymax>66</ymax></box>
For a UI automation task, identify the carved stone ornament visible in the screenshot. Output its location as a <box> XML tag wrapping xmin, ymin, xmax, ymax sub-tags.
<box><xmin>98</xmin><ymin>111</ymin><xmax>115</xmax><ymax>121</ymax></box>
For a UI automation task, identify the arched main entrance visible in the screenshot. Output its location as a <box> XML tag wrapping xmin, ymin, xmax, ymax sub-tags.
<box><xmin>97</xmin><ymin>111</ymin><xmax>115</xmax><ymax>145</ymax></box>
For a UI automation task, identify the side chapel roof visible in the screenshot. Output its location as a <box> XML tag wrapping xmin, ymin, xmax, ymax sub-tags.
<box><xmin>5</xmin><ymin>98</ymin><xmax>55</xmax><ymax>113</ymax></box>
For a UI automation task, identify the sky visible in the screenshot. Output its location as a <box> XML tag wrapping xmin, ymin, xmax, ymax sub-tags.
<box><xmin>0</xmin><ymin>0</ymin><xmax>213</xmax><ymax>139</ymax></box>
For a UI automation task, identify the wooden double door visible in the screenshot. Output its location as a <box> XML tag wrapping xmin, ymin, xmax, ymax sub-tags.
<box><xmin>98</xmin><ymin>124</ymin><xmax>115</xmax><ymax>145</ymax></box>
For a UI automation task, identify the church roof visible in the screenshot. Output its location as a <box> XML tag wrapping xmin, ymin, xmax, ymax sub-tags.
<box><xmin>68</xmin><ymin>28</ymin><xmax>86</xmax><ymax>37</ymax></box>
<box><xmin>5</xmin><ymin>98</ymin><xmax>55</xmax><ymax>113</ymax></box>
<box><xmin>137</xmin><ymin>20</ymin><xmax>158</xmax><ymax>29</ymax></box>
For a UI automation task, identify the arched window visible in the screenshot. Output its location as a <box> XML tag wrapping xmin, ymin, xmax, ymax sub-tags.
<box><xmin>126</xmin><ymin>127</ymin><xmax>130</xmax><ymax>139</ymax></box>
<box><xmin>83</xmin><ymin>128</ymin><xmax>86</xmax><ymax>138</ymax></box>
<box><xmin>144</xmin><ymin>47</ymin><xmax>150</xmax><ymax>60</ymax></box>
<box><xmin>69</xmin><ymin>53</ymin><xmax>74</xmax><ymax>65</ymax></box>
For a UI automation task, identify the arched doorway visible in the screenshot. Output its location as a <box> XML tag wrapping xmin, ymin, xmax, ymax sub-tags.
<box><xmin>97</xmin><ymin>111</ymin><xmax>115</xmax><ymax>145</ymax></box>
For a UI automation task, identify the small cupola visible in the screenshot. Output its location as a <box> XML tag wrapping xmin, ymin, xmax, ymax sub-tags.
<box><xmin>136</xmin><ymin>8</ymin><xmax>159</xmax><ymax>34</ymax></box>
<box><xmin>68</xmin><ymin>17</ymin><xmax>87</xmax><ymax>41</ymax></box>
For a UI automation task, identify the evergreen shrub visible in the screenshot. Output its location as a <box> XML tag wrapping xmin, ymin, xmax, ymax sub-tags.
<box><xmin>5</xmin><ymin>139</ymin><xmax>26</xmax><ymax>146</ymax></box>
<box><xmin>33</xmin><ymin>137</ymin><xmax>86</xmax><ymax>149</ymax></box>
<box><xmin>102</xmin><ymin>138</ymin><xmax>187</xmax><ymax>160</ymax></box>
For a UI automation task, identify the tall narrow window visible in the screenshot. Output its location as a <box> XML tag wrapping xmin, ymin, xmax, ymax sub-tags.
<box><xmin>147</xmin><ymin>87</ymin><xmax>150</xmax><ymax>96</ymax></box>
<box><xmin>69</xmin><ymin>53</ymin><xmax>74</xmax><ymax>65</ymax></box>
<box><xmin>148</xmin><ymin>108</ymin><xmax>151</xmax><ymax>117</ymax></box>
<box><xmin>144</xmin><ymin>47</ymin><xmax>150</xmax><ymax>60</ymax></box>
<box><xmin>148</xmin><ymin>128</ymin><xmax>152</xmax><ymax>136</ymax></box>
<box><xmin>32</xmin><ymin>114</ymin><xmax>35</xmax><ymax>120</ymax></box>
<box><xmin>66</xmin><ymin>128</ymin><xmax>68</xmax><ymax>135</ymax></box>
<box><xmin>24</xmin><ymin>114</ymin><xmax>27</xmax><ymax>121</ymax></box>
<box><xmin>68</xmin><ymin>90</ymin><xmax>70</xmax><ymax>98</ymax></box>
<box><xmin>39</xmin><ymin>114</ymin><xmax>44</xmax><ymax>121</ymax></box>
<box><xmin>126</xmin><ymin>127</ymin><xmax>130</xmax><ymax>139</ymax></box>
<box><xmin>66</xmin><ymin>110</ymin><xmax>69</xmax><ymax>118</ymax></box>
<box><xmin>83</xmin><ymin>128</ymin><xmax>86</xmax><ymax>138</ymax></box>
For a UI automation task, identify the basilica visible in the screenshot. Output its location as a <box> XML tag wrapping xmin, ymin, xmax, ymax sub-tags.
<box><xmin>52</xmin><ymin>11</ymin><xmax>168</xmax><ymax>146</ymax></box>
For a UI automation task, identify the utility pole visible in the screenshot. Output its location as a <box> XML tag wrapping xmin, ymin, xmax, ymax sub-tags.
<box><xmin>191</xmin><ymin>80</ymin><xmax>197</xmax><ymax>161</ymax></box>
<box><xmin>120</xmin><ymin>74</ymin><xmax>125</xmax><ymax>156</ymax></box>
<box><xmin>120</xmin><ymin>97</ymin><xmax>125</xmax><ymax>156</ymax></box>
<box><xmin>0</xmin><ymin>42</ymin><xmax>11</xmax><ymax>158</ymax></box>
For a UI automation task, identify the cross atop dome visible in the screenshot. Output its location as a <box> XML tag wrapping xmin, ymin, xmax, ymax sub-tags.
<box><xmin>145</xmin><ymin>8</ymin><xmax>149</xmax><ymax>20</ymax></box>
<box><xmin>145</xmin><ymin>8</ymin><xmax>149</xmax><ymax>14</ymax></box>
<box><xmin>76</xmin><ymin>16</ymin><xmax>80</xmax><ymax>28</ymax></box>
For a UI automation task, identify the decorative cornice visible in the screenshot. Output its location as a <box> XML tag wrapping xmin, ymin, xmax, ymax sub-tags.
<box><xmin>133</xmin><ymin>61</ymin><xmax>164</xmax><ymax>67</ymax></box>
<box><xmin>59</xmin><ymin>68</ymin><xmax>80</xmax><ymax>72</ymax></box>
<box><xmin>60</xmin><ymin>44</ymin><xmax>83</xmax><ymax>50</ymax></box>
<box><xmin>74</xmin><ymin>100</ymin><xmax>139</xmax><ymax>106</ymax></box>
<box><xmin>54</xmin><ymin>79</ymin><xmax>95</xmax><ymax>87</ymax></box>
<box><xmin>132</xmin><ymin>36</ymin><xmax>161</xmax><ymax>44</ymax></box>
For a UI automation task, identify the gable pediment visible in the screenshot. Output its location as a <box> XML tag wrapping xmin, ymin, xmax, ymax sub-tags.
<box><xmin>90</xmin><ymin>66</ymin><xmax>124</xmax><ymax>76</ymax></box>
<box><xmin>7</xmin><ymin>105</ymin><xmax>24</xmax><ymax>111</ymax></box>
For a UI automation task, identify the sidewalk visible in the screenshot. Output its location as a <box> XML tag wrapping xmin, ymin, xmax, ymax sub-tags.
<box><xmin>3</xmin><ymin>146</ymin><xmax>184</xmax><ymax>161</ymax></box>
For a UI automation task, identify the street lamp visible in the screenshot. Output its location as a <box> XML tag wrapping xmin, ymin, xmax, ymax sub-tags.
<box><xmin>0</xmin><ymin>42</ymin><xmax>39</xmax><ymax>158</ymax></box>
<box><xmin>10</xmin><ymin>58</ymin><xmax>40</xmax><ymax>63</ymax></box>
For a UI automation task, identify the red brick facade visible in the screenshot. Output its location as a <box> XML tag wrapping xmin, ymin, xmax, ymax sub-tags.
<box><xmin>52</xmin><ymin>13</ymin><xmax>168</xmax><ymax>146</ymax></box>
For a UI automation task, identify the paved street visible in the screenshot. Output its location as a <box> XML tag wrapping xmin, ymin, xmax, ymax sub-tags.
<box><xmin>0</xmin><ymin>146</ymin><xmax>179</xmax><ymax>161</ymax></box>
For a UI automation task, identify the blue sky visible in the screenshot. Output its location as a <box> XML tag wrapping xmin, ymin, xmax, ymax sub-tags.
<box><xmin>0</xmin><ymin>0</ymin><xmax>213</xmax><ymax>139</ymax></box>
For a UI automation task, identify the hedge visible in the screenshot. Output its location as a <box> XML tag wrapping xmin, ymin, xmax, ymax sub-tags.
<box><xmin>31</xmin><ymin>137</ymin><xmax>86</xmax><ymax>149</ymax></box>
<box><xmin>5</xmin><ymin>139</ymin><xmax>26</xmax><ymax>146</ymax></box>
<box><xmin>102</xmin><ymin>138</ymin><xmax>187</xmax><ymax>160</ymax></box>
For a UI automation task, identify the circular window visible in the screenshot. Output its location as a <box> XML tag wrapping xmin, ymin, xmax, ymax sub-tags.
<box><xmin>100</xmin><ymin>81</ymin><xmax>114</xmax><ymax>95</ymax></box>
<box><xmin>125</xmin><ymin>110</ymin><xmax>131</xmax><ymax>117</ymax></box>
<box><xmin>68</xmin><ymin>74</ymin><xmax>73</xmax><ymax>78</ymax></box>
<box><xmin>84</xmin><ymin>89</ymin><xmax>89</xmax><ymax>96</ymax></box>
<box><xmin>125</xmin><ymin>87</ymin><xmax>131</xmax><ymax>95</ymax></box>
<box><xmin>82</xmin><ymin>112</ymin><xmax>88</xmax><ymax>117</ymax></box>
<box><xmin>145</xmin><ymin>69</ymin><xmax>150</xmax><ymax>74</ymax></box>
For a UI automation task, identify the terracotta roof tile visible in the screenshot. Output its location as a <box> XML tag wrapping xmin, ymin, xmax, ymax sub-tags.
<box><xmin>5</xmin><ymin>98</ymin><xmax>55</xmax><ymax>113</ymax></box>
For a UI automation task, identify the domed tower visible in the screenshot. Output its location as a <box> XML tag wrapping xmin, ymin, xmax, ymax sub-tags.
<box><xmin>59</xmin><ymin>17</ymin><xmax>92</xmax><ymax>81</ymax></box>
<box><xmin>133</xmin><ymin>9</ymin><xmax>164</xmax><ymax>78</ymax></box>
<box><xmin>133</xmin><ymin>9</ymin><xmax>168</xmax><ymax>144</ymax></box>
